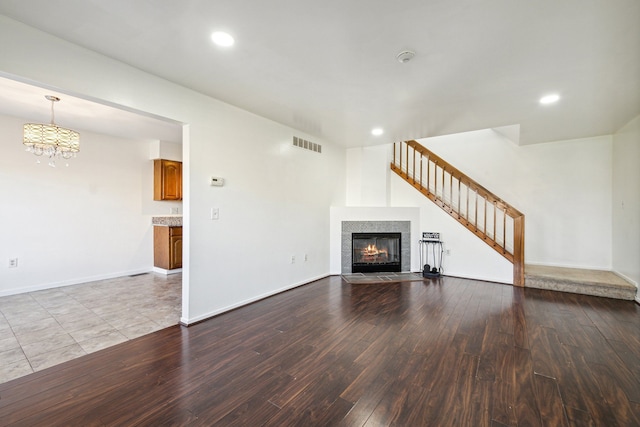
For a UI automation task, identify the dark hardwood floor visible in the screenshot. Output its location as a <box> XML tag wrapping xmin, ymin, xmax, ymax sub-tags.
<box><xmin>1</xmin><ymin>275</ymin><xmax>639</xmax><ymax>426</ymax></box>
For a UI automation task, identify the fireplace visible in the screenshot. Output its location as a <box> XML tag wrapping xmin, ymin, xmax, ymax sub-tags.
<box><xmin>352</xmin><ymin>232</ymin><xmax>401</xmax><ymax>273</ymax></box>
<box><xmin>340</xmin><ymin>220</ymin><xmax>411</xmax><ymax>274</ymax></box>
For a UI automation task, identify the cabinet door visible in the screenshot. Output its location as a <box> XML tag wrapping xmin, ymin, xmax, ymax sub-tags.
<box><xmin>170</xmin><ymin>235</ymin><xmax>183</xmax><ymax>269</ymax></box>
<box><xmin>154</xmin><ymin>226</ymin><xmax>182</xmax><ymax>270</ymax></box>
<box><xmin>154</xmin><ymin>159</ymin><xmax>182</xmax><ymax>200</ymax></box>
<box><xmin>153</xmin><ymin>226</ymin><xmax>170</xmax><ymax>269</ymax></box>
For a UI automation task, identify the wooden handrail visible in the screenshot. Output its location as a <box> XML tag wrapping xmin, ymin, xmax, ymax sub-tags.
<box><xmin>405</xmin><ymin>140</ymin><xmax>523</xmax><ymax>218</ymax></box>
<box><xmin>391</xmin><ymin>140</ymin><xmax>525</xmax><ymax>286</ymax></box>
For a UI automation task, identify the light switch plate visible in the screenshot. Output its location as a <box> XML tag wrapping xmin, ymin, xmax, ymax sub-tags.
<box><xmin>210</xmin><ymin>208</ymin><xmax>220</xmax><ymax>220</ymax></box>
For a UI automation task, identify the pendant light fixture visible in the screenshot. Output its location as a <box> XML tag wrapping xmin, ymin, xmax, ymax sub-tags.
<box><xmin>23</xmin><ymin>95</ymin><xmax>80</xmax><ymax>167</ymax></box>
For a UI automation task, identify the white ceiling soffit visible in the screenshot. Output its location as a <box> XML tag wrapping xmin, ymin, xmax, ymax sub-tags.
<box><xmin>492</xmin><ymin>125</ymin><xmax>521</xmax><ymax>145</ymax></box>
<box><xmin>0</xmin><ymin>0</ymin><xmax>638</xmax><ymax>147</ymax></box>
<box><xmin>0</xmin><ymin>74</ymin><xmax>183</xmax><ymax>143</ymax></box>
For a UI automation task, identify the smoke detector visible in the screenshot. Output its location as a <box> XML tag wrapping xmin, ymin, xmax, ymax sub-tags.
<box><xmin>396</xmin><ymin>50</ymin><xmax>415</xmax><ymax>63</ymax></box>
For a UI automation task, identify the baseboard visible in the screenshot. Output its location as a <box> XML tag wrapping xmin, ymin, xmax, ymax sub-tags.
<box><xmin>441</xmin><ymin>271</ymin><xmax>512</xmax><ymax>285</ymax></box>
<box><xmin>152</xmin><ymin>267</ymin><xmax>183</xmax><ymax>275</ymax></box>
<box><xmin>0</xmin><ymin>268</ymin><xmax>154</xmax><ymax>297</ymax></box>
<box><xmin>180</xmin><ymin>273</ymin><xmax>329</xmax><ymax>326</ymax></box>
<box><xmin>612</xmin><ymin>270</ymin><xmax>638</xmax><ymax>288</ymax></box>
<box><xmin>525</xmin><ymin>262</ymin><xmax>612</xmax><ymax>271</ymax></box>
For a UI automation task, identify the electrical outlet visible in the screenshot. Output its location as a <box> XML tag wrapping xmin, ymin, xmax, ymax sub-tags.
<box><xmin>291</xmin><ymin>255</ymin><xmax>295</xmax><ymax>264</ymax></box>
<box><xmin>170</xmin><ymin>207</ymin><xmax>179</xmax><ymax>214</ymax></box>
<box><xmin>304</xmin><ymin>254</ymin><xmax>308</xmax><ymax>262</ymax></box>
<box><xmin>8</xmin><ymin>258</ymin><xmax>18</xmax><ymax>268</ymax></box>
<box><xmin>445</xmin><ymin>249</ymin><xmax>451</xmax><ymax>255</ymax></box>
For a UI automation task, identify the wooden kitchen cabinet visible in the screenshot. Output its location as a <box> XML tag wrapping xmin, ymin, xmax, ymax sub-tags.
<box><xmin>154</xmin><ymin>159</ymin><xmax>182</xmax><ymax>201</ymax></box>
<box><xmin>154</xmin><ymin>226</ymin><xmax>182</xmax><ymax>270</ymax></box>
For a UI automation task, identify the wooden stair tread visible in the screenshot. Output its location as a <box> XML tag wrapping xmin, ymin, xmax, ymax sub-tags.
<box><xmin>525</xmin><ymin>264</ymin><xmax>637</xmax><ymax>300</ymax></box>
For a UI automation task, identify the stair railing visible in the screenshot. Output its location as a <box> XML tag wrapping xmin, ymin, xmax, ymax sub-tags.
<box><xmin>391</xmin><ymin>140</ymin><xmax>525</xmax><ymax>286</ymax></box>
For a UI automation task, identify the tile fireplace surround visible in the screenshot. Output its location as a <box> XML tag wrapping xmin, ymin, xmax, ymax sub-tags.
<box><xmin>341</xmin><ymin>221</ymin><xmax>411</xmax><ymax>274</ymax></box>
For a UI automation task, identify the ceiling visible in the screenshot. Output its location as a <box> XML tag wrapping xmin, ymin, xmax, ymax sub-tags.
<box><xmin>0</xmin><ymin>0</ymin><xmax>638</xmax><ymax>147</ymax></box>
<box><xmin>0</xmin><ymin>75</ymin><xmax>183</xmax><ymax>143</ymax></box>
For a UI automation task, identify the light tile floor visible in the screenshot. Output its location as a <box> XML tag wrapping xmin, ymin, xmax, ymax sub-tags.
<box><xmin>0</xmin><ymin>273</ymin><xmax>181</xmax><ymax>384</ymax></box>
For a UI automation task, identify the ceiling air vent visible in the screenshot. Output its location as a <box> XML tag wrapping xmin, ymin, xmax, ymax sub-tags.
<box><xmin>293</xmin><ymin>136</ymin><xmax>322</xmax><ymax>153</ymax></box>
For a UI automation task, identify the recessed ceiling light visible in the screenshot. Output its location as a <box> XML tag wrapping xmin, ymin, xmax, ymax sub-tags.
<box><xmin>539</xmin><ymin>94</ymin><xmax>560</xmax><ymax>105</ymax></box>
<box><xmin>211</xmin><ymin>31</ymin><xmax>234</xmax><ymax>47</ymax></box>
<box><xmin>371</xmin><ymin>128</ymin><xmax>384</xmax><ymax>136</ymax></box>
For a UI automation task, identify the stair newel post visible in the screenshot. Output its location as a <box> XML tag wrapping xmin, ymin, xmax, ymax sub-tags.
<box><xmin>513</xmin><ymin>214</ymin><xmax>525</xmax><ymax>286</ymax></box>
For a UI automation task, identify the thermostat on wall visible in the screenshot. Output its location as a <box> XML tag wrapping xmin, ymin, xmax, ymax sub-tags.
<box><xmin>210</xmin><ymin>176</ymin><xmax>225</xmax><ymax>187</ymax></box>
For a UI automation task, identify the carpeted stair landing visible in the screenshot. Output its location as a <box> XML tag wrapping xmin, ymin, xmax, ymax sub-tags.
<box><xmin>525</xmin><ymin>265</ymin><xmax>637</xmax><ymax>300</ymax></box>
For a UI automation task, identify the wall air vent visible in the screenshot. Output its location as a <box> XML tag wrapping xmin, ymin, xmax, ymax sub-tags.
<box><xmin>293</xmin><ymin>136</ymin><xmax>322</xmax><ymax>153</ymax></box>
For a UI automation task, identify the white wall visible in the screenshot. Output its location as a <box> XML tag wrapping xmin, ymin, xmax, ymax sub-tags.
<box><xmin>346</xmin><ymin>145</ymin><xmax>391</xmax><ymax>206</ymax></box>
<box><xmin>187</xmin><ymin>116</ymin><xmax>345</xmax><ymax>323</ymax></box>
<box><xmin>418</xmin><ymin>130</ymin><xmax>613</xmax><ymax>270</ymax></box>
<box><xmin>0</xmin><ymin>16</ymin><xmax>346</xmax><ymax>323</ymax></box>
<box><xmin>612</xmin><ymin>115</ymin><xmax>640</xmax><ymax>289</ymax></box>
<box><xmin>0</xmin><ymin>114</ymin><xmax>174</xmax><ymax>295</ymax></box>
<box><xmin>150</xmin><ymin>140</ymin><xmax>182</xmax><ymax>161</ymax></box>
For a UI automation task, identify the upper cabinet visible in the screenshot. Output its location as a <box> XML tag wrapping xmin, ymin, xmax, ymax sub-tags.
<box><xmin>154</xmin><ymin>159</ymin><xmax>182</xmax><ymax>201</ymax></box>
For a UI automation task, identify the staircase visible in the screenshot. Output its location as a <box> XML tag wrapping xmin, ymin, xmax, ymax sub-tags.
<box><xmin>391</xmin><ymin>140</ymin><xmax>525</xmax><ymax>286</ymax></box>
<box><xmin>391</xmin><ymin>140</ymin><xmax>638</xmax><ymax>300</ymax></box>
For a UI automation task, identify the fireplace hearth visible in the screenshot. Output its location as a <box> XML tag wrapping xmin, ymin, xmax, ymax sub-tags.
<box><xmin>352</xmin><ymin>232</ymin><xmax>401</xmax><ymax>273</ymax></box>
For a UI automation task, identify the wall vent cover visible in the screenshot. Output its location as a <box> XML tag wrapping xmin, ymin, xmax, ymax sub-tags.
<box><xmin>293</xmin><ymin>136</ymin><xmax>322</xmax><ymax>153</ymax></box>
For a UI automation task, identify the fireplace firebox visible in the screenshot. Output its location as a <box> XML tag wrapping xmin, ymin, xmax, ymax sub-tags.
<box><xmin>352</xmin><ymin>232</ymin><xmax>401</xmax><ymax>273</ymax></box>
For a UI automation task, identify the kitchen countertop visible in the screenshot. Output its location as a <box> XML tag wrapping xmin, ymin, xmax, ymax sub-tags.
<box><xmin>152</xmin><ymin>216</ymin><xmax>183</xmax><ymax>227</ymax></box>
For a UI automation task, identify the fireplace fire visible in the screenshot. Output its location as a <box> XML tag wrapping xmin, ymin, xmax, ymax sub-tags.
<box><xmin>352</xmin><ymin>232</ymin><xmax>401</xmax><ymax>273</ymax></box>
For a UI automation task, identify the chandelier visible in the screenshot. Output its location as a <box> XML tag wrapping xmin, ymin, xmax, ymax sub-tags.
<box><xmin>23</xmin><ymin>95</ymin><xmax>80</xmax><ymax>167</ymax></box>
